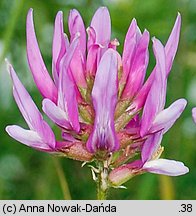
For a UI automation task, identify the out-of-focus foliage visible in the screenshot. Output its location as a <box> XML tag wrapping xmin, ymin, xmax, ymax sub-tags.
<box><xmin>0</xmin><ymin>0</ymin><xmax>195</xmax><ymax>199</ymax></box>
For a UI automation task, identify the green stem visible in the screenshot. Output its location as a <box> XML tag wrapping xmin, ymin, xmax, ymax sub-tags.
<box><xmin>0</xmin><ymin>0</ymin><xmax>25</xmax><ymax>64</ymax></box>
<box><xmin>96</xmin><ymin>163</ymin><xmax>109</xmax><ymax>200</ymax></box>
<box><xmin>53</xmin><ymin>158</ymin><xmax>72</xmax><ymax>200</ymax></box>
<box><xmin>97</xmin><ymin>182</ymin><xmax>107</xmax><ymax>200</ymax></box>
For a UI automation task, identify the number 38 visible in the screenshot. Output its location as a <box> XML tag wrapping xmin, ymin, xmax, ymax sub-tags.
<box><xmin>180</xmin><ymin>204</ymin><xmax>192</xmax><ymax>212</ymax></box>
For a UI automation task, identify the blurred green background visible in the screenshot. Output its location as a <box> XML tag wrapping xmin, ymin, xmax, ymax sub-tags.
<box><xmin>0</xmin><ymin>0</ymin><xmax>196</xmax><ymax>200</ymax></box>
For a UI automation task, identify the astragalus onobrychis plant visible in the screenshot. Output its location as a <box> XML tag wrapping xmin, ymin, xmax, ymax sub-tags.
<box><xmin>6</xmin><ymin>7</ymin><xmax>189</xmax><ymax>199</ymax></box>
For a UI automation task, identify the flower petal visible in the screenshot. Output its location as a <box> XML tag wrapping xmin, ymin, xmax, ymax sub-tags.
<box><xmin>69</xmin><ymin>51</ymin><xmax>87</xmax><ymax>88</ymax></box>
<box><xmin>7</xmin><ymin>61</ymin><xmax>56</xmax><ymax>148</ymax></box>
<box><xmin>58</xmin><ymin>37</ymin><xmax>80</xmax><ymax>132</ymax></box>
<box><xmin>141</xmin><ymin>131</ymin><xmax>163</xmax><ymax>163</ymax></box>
<box><xmin>143</xmin><ymin>159</ymin><xmax>189</xmax><ymax>176</ymax></box>
<box><xmin>140</xmin><ymin>38</ymin><xmax>166</xmax><ymax>137</ymax></box>
<box><xmin>87</xmin><ymin>27</ymin><xmax>96</xmax><ymax>50</ymax></box>
<box><xmin>6</xmin><ymin>125</ymin><xmax>52</xmax><ymax>151</ymax></box>
<box><xmin>131</xmin><ymin>14</ymin><xmax>181</xmax><ymax>112</ymax></box>
<box><xmin>122</xmin><ymin>30</ymin><xmax>150</xmax><ymax>99</ymax></box>
<box><xmin>150</xmin><ymin>98</ymin><xmax>187</xmax><ymax>133</ymax></box>
<box><xmin>52</xmin><ymin>11</ymin><xmax>69</xmax><ymax>84</ymax></box>
<box><xmin>7</xmin><ymin>62</ymin><xmax>41</xmax><ymax>129</ymax></box>
<box><xmin>90</xmin><ymin>7</ymin><xmax>111</xmax><ymax>47</ymax></box>
<box><xmin>192</xmin><ymin>107</ymin><xmax>196</xmax><ymax>124</ymax></box>
<box><xmin>62</xmin><ymin>131</ymin><xmax>77</xmax><ymax>142</ymax></box>
<box><xmin>121</xmin><ymin>19</ymin><xmax>137</xmax><ymax>85</ymax></box>
<box><xmin>109</xmin><ymin>160</ymin><xmax>143</xmax><ymax>186</ymax></box>
<box><xmin>68</xmin><ymin>9</ymin><xmax>86</xmax><ymax>57</ymax></box>
<box><xmin>68</xmin><ymin>9</ymin><xmax>87</xmax><ymax>88</ymax></box>
<box><xmin>86</xmin><ymin>44</ymin><xmax>101</xmax><ymax>77</ymax></box>
<box><xmin>26</xmin><ymin>9</ymin><xmax>57</xmax><ymax>103</ymax></box>
<box><xmin>86</xmin><ymin>49</ymin><xmax>119</xmax><ymax>152</ymax></box>
<box><xmin>42</xmin><ymin>99</ymin><xmax>71</xmax><ymax>130</ymax></box>
<box><xmin>165</xmin><ymin>13</ymin><xmax>181</xmax><ymax>75</ymax></box>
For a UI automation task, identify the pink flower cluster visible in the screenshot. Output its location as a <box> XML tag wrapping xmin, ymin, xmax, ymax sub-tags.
<box><xmin>6</xmin><ymin>7</ymin><xmax>189</xmax><ymax>186</ymax></box>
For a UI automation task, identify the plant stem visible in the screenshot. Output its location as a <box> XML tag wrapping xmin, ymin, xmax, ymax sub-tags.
<box><xmin>53</xmin><ymin>157</ymin><xmax>72</xmax><ymax>200</ymax></box>
<box><xmin>97</xmin><ymin>181</ymin><xmax>107</xmax><ymax>200</ymax></box>
<box><xmin>97</xmin><ymin>162</ymin><xmax>109</xmax><ymax>200</ymax></box>
<box><xmin>0</xmin><ymin>0</ymin><xmax>25</xmax><ymax>64</ymax></box>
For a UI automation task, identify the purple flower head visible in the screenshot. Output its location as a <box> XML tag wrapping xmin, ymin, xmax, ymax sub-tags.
<box><xmin>6</xmin><ymin>7</ymin><xmax>188</xmax><ymax>188</ymax></box>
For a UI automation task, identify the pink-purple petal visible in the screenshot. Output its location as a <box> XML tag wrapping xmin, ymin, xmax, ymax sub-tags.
<box><xmin>192</xmin><ymin>107</ymin><xmax>196</xmax><ymax>124</ymax></box>
<box><xmin>122</xmin><ymin>30</ymin><xmax>150</xmax><ymax>99</ymax></box>
<box><xmin>165</xmin><ymin>13</ymin><xmax>181</xmax><ymax>75</ymax></box>
<box><xmin>90</xmin><ymin>7</ymin><xmax>111</xmax><ymax>47</ymax></box>
<box><xmin>58</xmin><ymin>37</ymin><xmax>80</xmax><ymax>132</ymax></box>
<box><xmin>131</xmin><ymin>14</ymin><xmax>181</xmax><ymax>113</ymax></box>
<box><xmin>86</xmin><ymin>49</ymin><xmax>119</xmax><ymax>152</ymax></box>
<box><xmin>143</xmin><ymin>159</ymin><xmax>189</xmax><ymax>176</ymax></box>
<box><xmin>140</xmin><ymin>38</ymin><xmax>166</xmax><ymax>137</ymax></box>
<box><xmin>68</xmin><ymin>9</ymin><xmax>86</xmax><ymax>57</ymax></box>
<box><xmin>62</xmin><ymin>131</ymin><xmax>77</xmax><ymax>142</ymax></box>
<box><xmin>52</xmin><ymin>11</ymin><xmax>68</xmax><ymax>84</ymax></box>
<box><xmin>8</xmin><ymin>62</ymin><xmax>43</xmax><ymax>130</ymax></box>
<box><xmin>42</xmin><ymin>99</ymin><xmax>71</xmax><ymax>130</ymax></box>
<box><xmin>7</xmin><ymin>61</ymin><xmax>56</xmax><ymax>148</ymax></box>
<box><xmin>121</xmin><ymin>18</ymin><xmax>137</xmax><ymax>85</ymax></box>
<box><xmin>68</xmin><ymin>10</ymin><xmax>87</xmax><ymax>88</ymax></box>
<box><xmin>86</xmin><ymin>44</ymin><xmax>101</xmax><ymax>77</ymax></box>
<box><xmin>150</xmin><ymin>98</ymin><xmax>187</xmax><ymax>134</ymax></box>
<box><xmin>26</xmin><ymin>9</ymin><xmax>57</xmax><ymax>103</ymax></box>
<box><xmin>69</xmin><ymin>51</ymin><xmax>87</xmax><ymax>88</ymax></box>
<box><xmin>141</xmin><ymin>131</ymin><xmax>163</xmax><ymax>163</ymax></box>
<box><xmin>87</xmin><ymin>27</ymin><xmax>96</xmax><ymax>50</ymax></box>
<box><xmin>6</xmin><ymin>125</ymin><xmax>52</xmax><ymax>151</ymax></box>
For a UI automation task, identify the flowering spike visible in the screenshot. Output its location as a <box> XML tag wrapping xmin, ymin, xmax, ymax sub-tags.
<box><xmin>6</xmin><ymin>8</ymin><xmax>188</xmax><ymax>194</ymax></box>
<box><xmin>26</xmin><ymin>9</ymin><xmax>58</xmax><ymax>103</ymax></box>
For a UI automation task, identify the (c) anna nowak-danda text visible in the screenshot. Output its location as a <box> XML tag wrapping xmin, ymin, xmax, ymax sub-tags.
<box><xmin>15</xmin><ymin>203</ymin><xmax>117</xmax><ymax>213</ymax></box>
